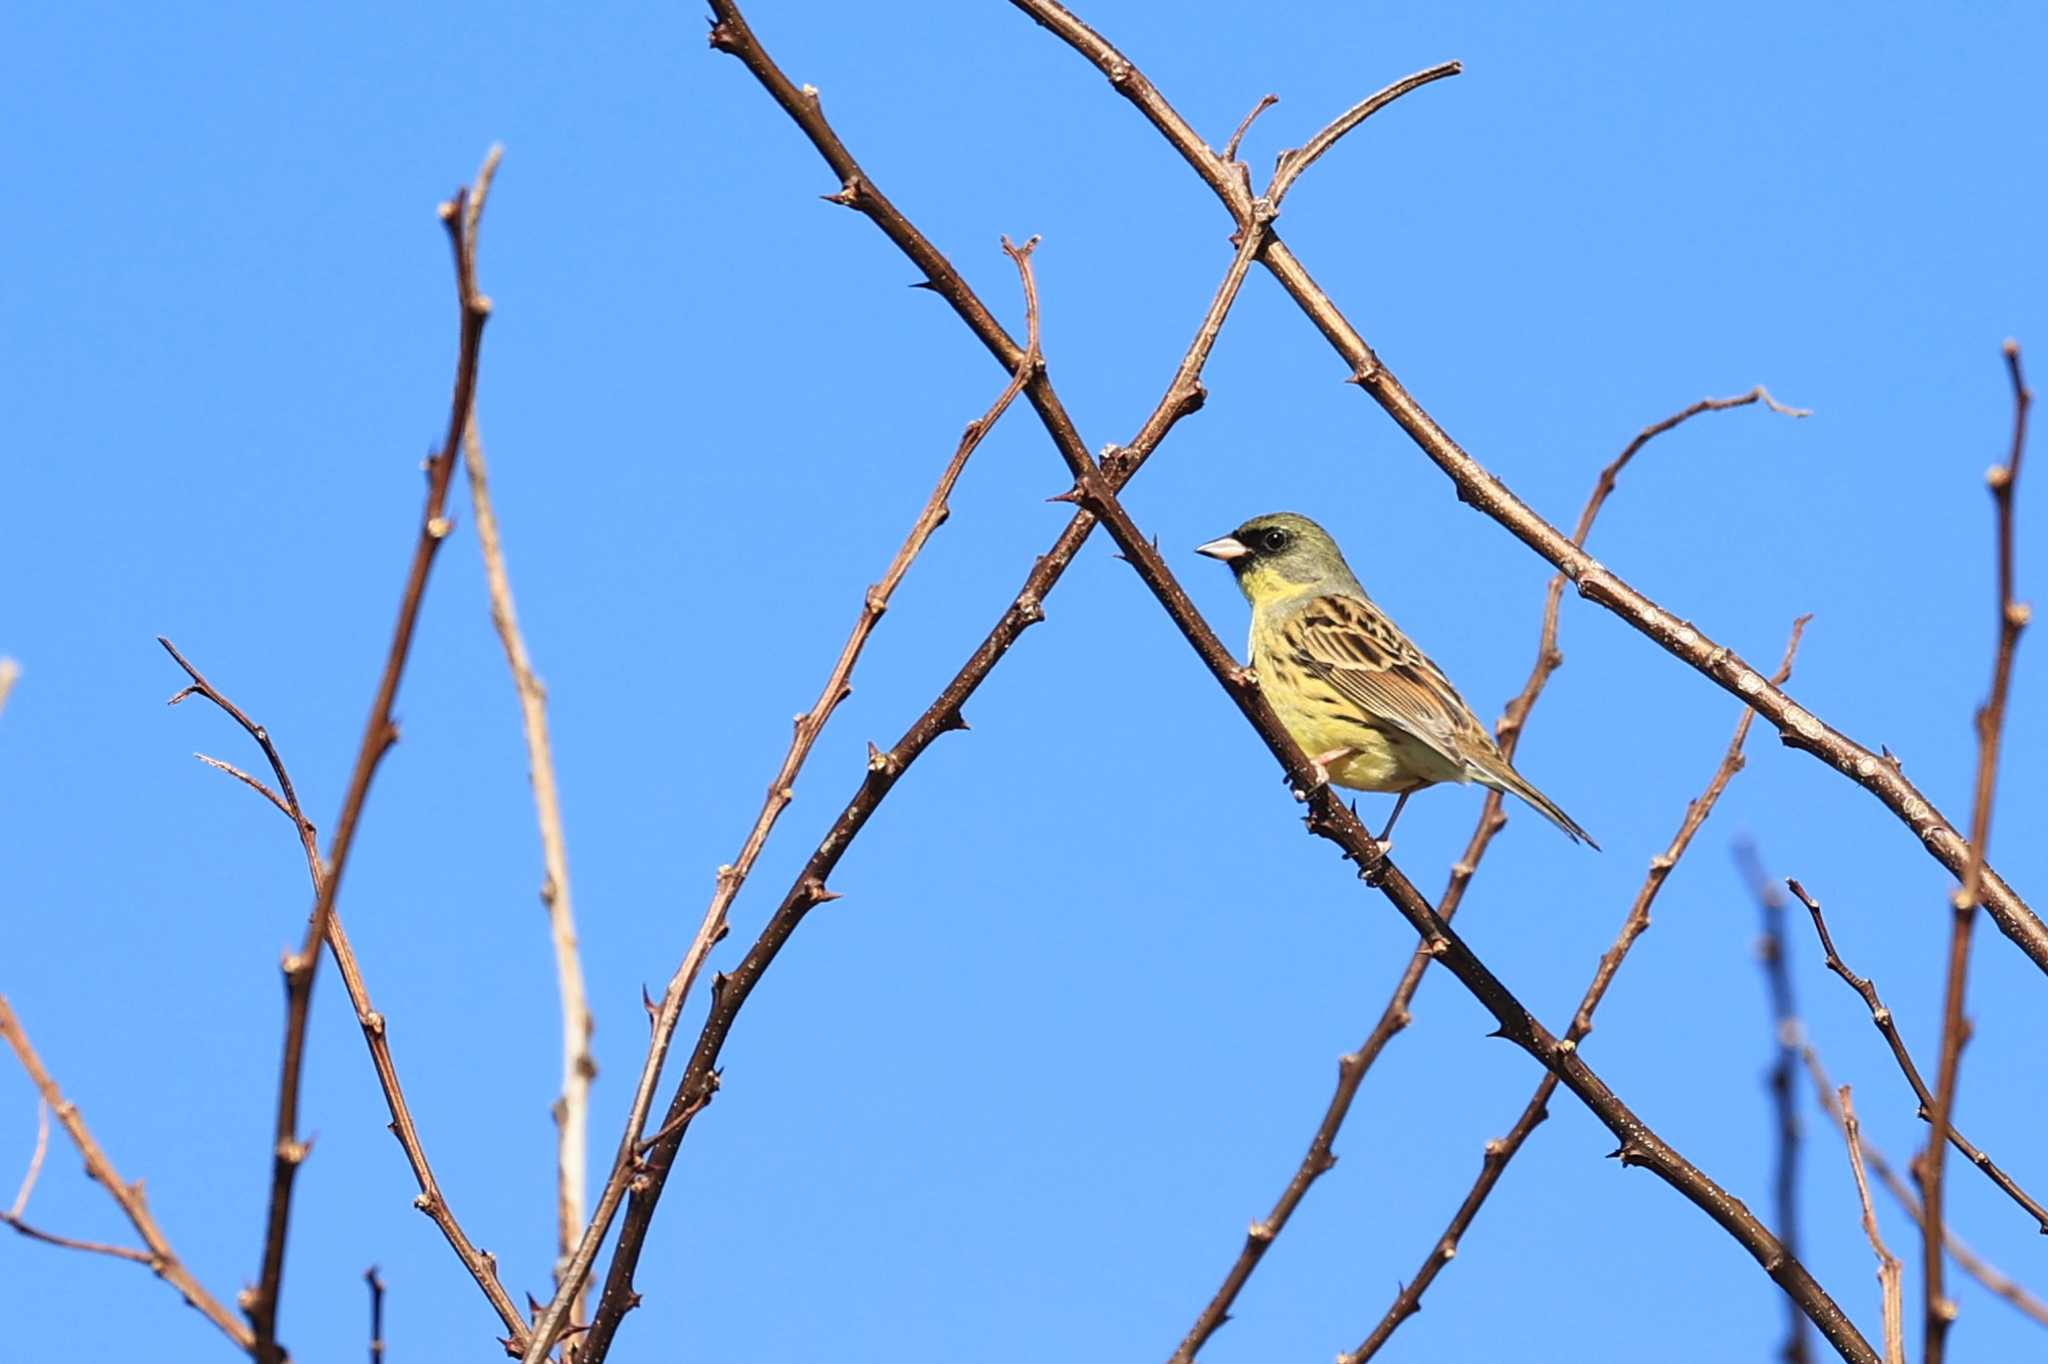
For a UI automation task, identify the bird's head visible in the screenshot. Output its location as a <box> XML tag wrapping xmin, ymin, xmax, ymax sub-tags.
<box><xmin>1196</xmin><ymin>512</ymin><xmax>1355</xmax><ymax>605</ymax></box>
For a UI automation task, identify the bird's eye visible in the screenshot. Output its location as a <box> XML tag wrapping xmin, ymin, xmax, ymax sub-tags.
<box><xmin>1261</xmin><ymin>528</ymin><xmax>1289</xmax><ymax>553</ymax></box>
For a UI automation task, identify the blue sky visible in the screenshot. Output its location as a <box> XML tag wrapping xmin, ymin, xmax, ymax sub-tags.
<box><xmin>3</xmin><ymin>3</ymin><xmax>2044</xmax><ymax>1361</ymax></box>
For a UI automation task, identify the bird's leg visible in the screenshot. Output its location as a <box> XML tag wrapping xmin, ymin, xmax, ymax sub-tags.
<box><xmin>1306</xmin><ymin>746</ymin><xmax>1355</xmax><ymax>789</ymax></box>
<box><xmin>1372</xmin><ymin>789</ymin><xmax>1413</xmax><ymax>856</ymax></box>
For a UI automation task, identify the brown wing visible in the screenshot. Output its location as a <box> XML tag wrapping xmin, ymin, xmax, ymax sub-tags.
<box><xmin>1279</xmin><ymin>593</ymin><xmax>1497</xmax><ymax>769</ymax></box>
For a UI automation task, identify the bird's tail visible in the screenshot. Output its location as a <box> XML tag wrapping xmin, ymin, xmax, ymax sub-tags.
<box><xmin>1467</xmin><ymin>753</ymin><xmax>1599</xmax><ymax>849</ymax></box>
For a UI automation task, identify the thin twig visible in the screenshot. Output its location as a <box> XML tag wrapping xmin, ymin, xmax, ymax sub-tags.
<box><xmin>366</xmin><ymin>1267</ymin><xmax>386</xmax><ymax>1364</ymax></box>
<box><xmin>193</xmin><ymin>752</ymin><xmax>293</xmax><ymax>819</ymax></box>
<box><xmin>461</xmin><ymin>411</ymin><xmax>596</xmax><ymax>1323</ymax></box>
<box><xmin>1785</xmin><ymin>879</ymin><xmax>2048</xmax><ymax>1231</ymax></box>
<box><xmin>1919</xmin><ymin>340</ymin><xmax>2031</xmax><ymax>1363</ymax></box>
<box><xmin>0</xmin><ymin>997</ymin><xmax>254</xmax><ymax>1348</ymax></box>
<box><xmin>8</xmin><ymin>1098</ymin><xmax>47</xmax><ymax>1218</ymax></box>
<box><xmin>1220</xmin><ymin>93</ymin><xmax>1276</xmax><ymax>164</ymax></box>
<box><xmin>1736</xmin><ymin>842</ymin><xmax>1814</xmax><ymax>1364</ymax></box>
<box><xmin>159</xmin><ymin>638</ymin><xmax>530</xmax><ymax>1350</ymax></box>
<box><xmin>1172</xmin><ymin>389</ymin><xmax>1804</xmax><ymax>1361</ymax></box>
<box><xmin>1058</xmin><ymin>448</ymin><xmax>1875</xmax><ymax>1361</ymax></box>
<box><xmin>1341</xmin><ymin>619</ymin><xmax>1807</xmax><ymax>1363</ymax></box>
<box><xmin>1008</xmin><ymin>0</ymin><xmax>2048</xmax><ymax>980</ymax></box>
<box><xmin>1803</xmin><ymin>1046</ymin><xmax>2048</xmax><ymax>1331</ymax></box>
<box><xmin>1838</xmin><ymin>1087</ymin><xmax>1907</xmax><ymax>1364</ymax></box>
<box><xmin>1267</xmin><ymin>62</ymin><xmax>1461</xmax><ymax>206</ymax></box>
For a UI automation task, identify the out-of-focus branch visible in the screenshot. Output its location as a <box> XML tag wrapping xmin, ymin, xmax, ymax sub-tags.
<box><xmin>1920</xmin><ymin>340</ymin><xmax>2031</xmax><ymax>1364</ymax></box>
<box><xmin>1060</xmin><ymin>452</ymin><xmax>1875</xmax><ymax>1361</ymax></box>
<box><xmin>158</xmin><ymin>639</ymin><xmax>530</xmax><ymax>1350</ymax></box>
<box><xmin>0</xmin><ymin>660</ymin><xmax>18</xmax><ymax>718</ymax></box>
<box><xmin>1006</xmin><ymin>0</ymin><xmax>2048</xmax><ymax>979</ymax></box>
<box><xmin>1172</xmin><ymin>388</ymin><xmax>1801</xmax><ymax>1361</ymax></box>
<box><xmin>1836</xmin><ymin>1087</ymin><xmax>1907</xmax><ymax>1364</ymax></box>
<box><xmin>461</xmin><ymin>413</ymin><xmax>596</xmax><ymax>1322</ymax></box>
<box><xmin>4</xmin><ymin>1097</ymin><xmax>152</xmax><ymax>1263</ymax></box>
<box><xmin>1803</xmin><ymin>1046</ymin><xmax>2048</xmax><ymax>1331</ymax></box>
<box><xmin>0</xmin><ymin>997</ymin><xmax>254</xmax><ymax>1350</ymax></box>
<box><xmin>1786</xmin><ymin>879</ymin><xmax>2047</xmax><ymax>1232</ymax></box>
<box><xmin>1737</xmin><ymin>843</ymin><xmax>1814</xmax><ymax>1364</ymax></box>
<box><xmin>366</xmin><ymin>1267</ymin><xmax>386</xmax><ymax>1364</ymax></box>
<box><xmin>1342</xmin><ymin>621</ymin><xmax>1807</xmax><ymax>1363</ymax></box>
<box><xmin>546</xmin><ymin>3</ymin><xmax>1312</xmax><ymax>1353</ymax></box>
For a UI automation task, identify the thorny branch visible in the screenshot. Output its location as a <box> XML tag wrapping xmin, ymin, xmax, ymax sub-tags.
<box><xmin>462</xmin><ymin>411</ymin><xmax>597</xmax><ymax>1323</ymax></box>
<box><xmin>1837</xmin><ymin>1087</ymin><xmax>1908</xmax><ymax>1364</ymax></box>
<box><xmin>538</xmin><ymin>2</ymin><xmax>1381</xmax><ymax>1353</ymax></box>
<box><xmin>1737</xmin><ymin>842</ymin><xmax>1814</xmax><ymax>1364</ymax></box>
<box><xmin>0</xmin><ymin>997</ymin><xmax>253</xmax><ymax>1349</ymax></box>
<box><xmin>1785</xmin><ymin>879</ymin><xmax>2048</xmax><ymax>1232</ymax></box>
<box><xmin>532</xmin><ymin>222</ymin><xmax>1042</xmax><ymax>1357</ymax></box>
<box><xmin>1340</xmin><ymin>620</ymin><xmax>1808</xmax><ymax>1364</ymax></box>
<box><xmin>1171</xmin><ymin>388</ymin><xmax>1803</xmax><ymax>1361</ymax></box>
<box><xmin>1006</xmin><ymin>0</ymin><xmax>2048</xmax><ymax>979</ymax></box>
<box><xmin>1802</xmin><ymin>1046</ymin><xmax>2048</xmax><ymax>1331</ymax></box>
<box><xmin>158</xmin><ymin>637</ymin><xmax>531</xmax><ymax>1350</ymax></box>
<box><xmin>1919</xmin><ymin>340</ymin><xmax>2031</xmax><ymax>1364</ymax></box>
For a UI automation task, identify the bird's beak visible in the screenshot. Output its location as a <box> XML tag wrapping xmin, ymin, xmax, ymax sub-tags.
<box><xmin>1194</xmin><ymin>535</ymin><xmax>1249</xmax><ymax>562</ymax></box>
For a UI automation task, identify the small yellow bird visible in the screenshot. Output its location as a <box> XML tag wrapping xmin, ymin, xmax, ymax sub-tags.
<box><xmin>1197</xmin><ymin>512</ymin><xmax>1596</xmax><ymax>848</ymax></box>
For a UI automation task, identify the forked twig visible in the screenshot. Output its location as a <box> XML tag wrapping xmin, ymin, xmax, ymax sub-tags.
<box><xmin>1340</xmin><ymin>620</ymin><xmax>1808</xmax><ymax>1363</ymax></box>
<box><xmin>158</xmin><ymin>635</ymin><xmax>529</xmax><ymax>1351</ymax></box>
<box><xmin>1919</xmin><ymin>340</ymin><xmax>2030</xmax><ymax>1364</ymax></box>
<box><xmin>1172</xmin><ymin>389</ymin><xmax>1804</xmax><ymax>1361</ymax></box>
<box><xmin>1787</xmin><ymin>879</ymin><xmax>2048</xmax><ymax>1232</ymax></box>
<box><xmin>0</xmin><ymin>997</ymin><xmax>253</xmax><ymax>1348</ymax></box>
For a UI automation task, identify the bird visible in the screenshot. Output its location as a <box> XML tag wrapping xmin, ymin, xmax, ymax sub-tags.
<box><xmin>1195</xmin><ymin>512</ymin><xmax>1597</xmax><ymax>849</ymax></box>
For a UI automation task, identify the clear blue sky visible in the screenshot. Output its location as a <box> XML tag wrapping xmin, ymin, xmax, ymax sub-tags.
<box><xmin>4</xmin><ymin>3</ymin><xmax>2044</xmax><ymax>1361</ymax></box>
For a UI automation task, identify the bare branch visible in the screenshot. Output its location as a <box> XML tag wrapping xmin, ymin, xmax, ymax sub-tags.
<box><xmin>1786</xmin><ymin>879</ymin><xmax>2048</xmax><ymax>1232</ymax></box>
<box><xmin>461</xmin><ymin>410</ymin><xmax>596</xmax><ymax>1324</ymax></box>
<box><xmin>550</xmin><ymin>5</ymin><xmax>1296</xmax><ymax>1354</ymax></box>
<box><xmin>0</xmin><ymin>997</ymin><xmax>253</xmax><ymax>1348</ymax></box>
<box><xmin>1007</xmin><ymin>0</ymin><xmax>2048</xmax><ymax>979</ymax></box>
<box><xmin>1341</xmin><ymin>619</ymin><xmax>1807</xmax><ymax>1363</ymax></box>
<box><xmin>159</xmin><ymin>638</ymin><xmax>530</xmax><ymax>1350</ymax></box>
<box><xmin>1172</xmin><ymin>388</ymin><xmax>1801</xmax><ymax>1360</ymax></box>
<box><xmin>1736</xmin><ymin>842</ymin><xmax>1814</xmax><ymax>1364</ymax></box>
<box><xmin>1837</xmin><ymin>1087</ymin><xmax>1907</xmax><ymax>1364</ymax></box>
<box><xmin>1919</xmin><ymin>340</ymin><xmax>2031</xmax><ymax>1363</ymax></box>
<box><xmin>1804</xmin><ymin>1047</ymin><xmax>2048</xmax><ymax>1331</ymax></box>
